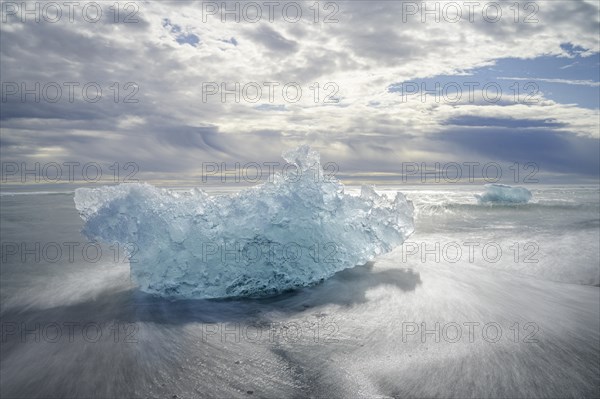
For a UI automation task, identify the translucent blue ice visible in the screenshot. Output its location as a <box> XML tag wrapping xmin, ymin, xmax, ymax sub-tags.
<box><xmin>74</xmin><ymin>146</ymin><xmax>414</xmax><ymax>299</ymax></box>
<box><xmin>475</xmin><ymin>184</ymin><xmax>532</xmax><ymax>204</ymax></box>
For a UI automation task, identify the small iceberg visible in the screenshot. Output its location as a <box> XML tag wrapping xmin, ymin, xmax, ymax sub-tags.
<box><xmin>74</xmin><ymin>145</ymin><xmax>414</xmax><ymax>299</ymax></box>
<box><xmin>475</xmin><ymin>183</ymin><xmax>532</xmax><ymax>204</ymax></box>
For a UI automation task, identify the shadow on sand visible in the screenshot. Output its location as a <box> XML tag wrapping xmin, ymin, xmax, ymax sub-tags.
<box><xmin>0</xmin><ymin>262</ymin><xmax>422</xmax><ymax>328</ymax></box>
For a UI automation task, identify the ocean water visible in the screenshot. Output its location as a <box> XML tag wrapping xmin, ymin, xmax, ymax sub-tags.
<box><xmin>1</xmin><ymin>185</ymin><xmax>599</xmax><ymax>398</ymax></box>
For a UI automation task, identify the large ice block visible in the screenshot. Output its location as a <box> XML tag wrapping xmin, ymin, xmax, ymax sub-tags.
<box><xmin>74</xmin><ymin>146</ymin><xmax>414</xmax><ymax>299</ymax></box>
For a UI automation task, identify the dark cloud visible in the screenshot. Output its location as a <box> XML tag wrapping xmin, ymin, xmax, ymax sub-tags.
<box><xmin>434</xmin><ymin>127</ymin><xmax>600</xmax><ymax>177</ymax></box>
<box><xmin>246</xmin><ymin>25</ymin><xmax>298</xmax><ymax>53</ymax></box>
<box><xmin>443</xmin><ymin>116</ymin><xmax>567</xmax><ymax>129</ymax></box>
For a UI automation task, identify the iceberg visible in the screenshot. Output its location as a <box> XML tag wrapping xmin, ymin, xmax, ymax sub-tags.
<box><xmin>74</xmin><ymin>146</ymin><xmax>414</xmax><ymax>299</ymax></box>
<box><xmin>475</xmin><ymin>184</ymin><xmax>532</xmax><ymax>204</ymax></box>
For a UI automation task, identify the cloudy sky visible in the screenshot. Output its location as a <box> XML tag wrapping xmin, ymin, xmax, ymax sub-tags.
<box><xmin>1</xmin><ymin>0</ymin><xmax>599</xmax><ymax>185</ymax></box>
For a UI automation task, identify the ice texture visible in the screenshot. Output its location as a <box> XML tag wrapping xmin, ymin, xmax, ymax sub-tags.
<box><xmin>475</xmin><ymin>184</ymin><xmax>532</xmax><ymax>204</ymax></box>
<box><xmin>74</xmin><ymin>146</ymin><xmax>414</xmax><ymax>299</ymax></box>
